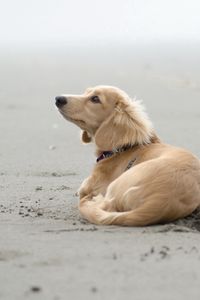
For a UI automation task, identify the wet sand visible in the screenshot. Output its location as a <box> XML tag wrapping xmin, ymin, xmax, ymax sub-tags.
<box><xmin>1</xmin><ymin>42</ymin><xmax>200</xmax><ymax>299</ymax></box>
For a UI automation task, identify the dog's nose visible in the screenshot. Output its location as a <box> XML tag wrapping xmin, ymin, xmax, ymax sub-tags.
<box><xmin>55</xmin><ymin>96</ymin><xmax>67</xmax><ymax>108</ymax></box>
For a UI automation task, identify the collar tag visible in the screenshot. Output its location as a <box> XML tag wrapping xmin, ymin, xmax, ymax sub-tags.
<box><xmin>125</xmin><ymin>158</ymin><xmax>136</xmax><ymax>171</ymax></box>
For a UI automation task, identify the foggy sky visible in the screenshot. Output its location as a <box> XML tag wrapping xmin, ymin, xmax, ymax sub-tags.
<box><xmin>0</xmin><ymin>0</ymin><xmax>200</xmax><ymax>46</ymax></box>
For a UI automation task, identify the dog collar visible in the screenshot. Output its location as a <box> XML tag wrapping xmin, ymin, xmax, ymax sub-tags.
<box><xmin>96</xmin><ymin>151</ymin><xmax>114</xmax><ymax>162</ymax></box>
<box><xmin>96</xmin><ymin>145</ymin><xmax>135</xmax><ymax>163</ymax></box>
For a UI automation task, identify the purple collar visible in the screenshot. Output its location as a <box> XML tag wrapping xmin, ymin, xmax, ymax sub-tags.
<box><xmin>96</xmin><ymin>151</ymin><xmax>114</xmax><ymax>162</ymax></box>
<box><xmin>96</xmin><ymin>145</ymin><xmax>135</xmax><ymax>163</ymax></box>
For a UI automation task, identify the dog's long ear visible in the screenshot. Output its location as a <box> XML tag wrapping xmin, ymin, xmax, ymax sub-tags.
<box><xmin>94</xmin><ymin>100</ymin><xmax>153</xmax><ymax>150</ymax></box>
<box><xmin>81</xmin><ymin>130</ymin><xmax>92</xmax><ymax>143</ymax></box>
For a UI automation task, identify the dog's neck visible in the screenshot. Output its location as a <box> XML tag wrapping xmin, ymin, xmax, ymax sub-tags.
<box><xmin>95</xmin><ymin>132</ymin><xmax>161</xmax><ymax>162</ymax></box>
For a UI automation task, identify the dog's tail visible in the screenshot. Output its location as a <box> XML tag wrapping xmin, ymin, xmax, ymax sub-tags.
<box><xmin>79</xmin><ymin>195</ymin><xmax>170</xmax><ymax>226</ymax></box>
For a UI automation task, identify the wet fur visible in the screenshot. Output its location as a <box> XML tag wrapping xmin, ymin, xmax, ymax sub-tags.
<box><xmin>57</xmin><ymin>86</ymin><xmax>200</xmax><ymax>226</ymax></box>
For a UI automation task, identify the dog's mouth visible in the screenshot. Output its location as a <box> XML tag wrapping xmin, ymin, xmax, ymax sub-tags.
<box><xmin>58</xmin><ymin>109</ymin><xmax>86</xmax><ymax>128</ymax></box>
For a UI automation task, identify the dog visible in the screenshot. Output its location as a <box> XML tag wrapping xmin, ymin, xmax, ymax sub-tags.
<box><xmin>55</xmin><ymin>86</ymin><xmax>200</xmax><ymax>226</ymax></box>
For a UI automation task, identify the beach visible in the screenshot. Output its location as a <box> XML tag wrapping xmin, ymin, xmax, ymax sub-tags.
<box><xmin>1</xmin><ymin>42</ymin><xmax>200</xmax><ymax>299</ymax></box>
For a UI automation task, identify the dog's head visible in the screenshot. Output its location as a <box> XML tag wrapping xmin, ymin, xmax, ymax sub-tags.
<box><xmin>55</xmin><ymin>86</ymin><xmax>154</xmax><ymax>150</ymax></box>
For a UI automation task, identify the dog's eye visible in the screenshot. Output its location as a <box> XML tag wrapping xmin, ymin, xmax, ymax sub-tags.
<box><xmin>90</xmin><ymin>95</ymin><xmax>101</xmax><ymax>103</ymax></box>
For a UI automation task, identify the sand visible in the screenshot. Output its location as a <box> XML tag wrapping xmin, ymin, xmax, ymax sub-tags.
<box><xmin>1</xmin><ymin>42</ymin><xmax>200</xmax><ymax>300</ymax></box>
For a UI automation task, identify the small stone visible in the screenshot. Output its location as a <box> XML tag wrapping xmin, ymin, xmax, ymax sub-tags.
<box><xmin>113</xmin><ymin>253</ymin><xmax>117</xmax><ymax>260</ymax></box>
<box><xmin>150</xmin><ymin>247</ymin><xmax>155</xmax><ymax>253</ymax></box>
<box><xmin>37</xmin><ymin>211</ymin><xmax>43</xmax><ymax>216</ymax></box>
<box><xmin>91</xmin><ymin>286</ymin><xmax>98</xmax><ymax>293</ymax></box>
<box><xmin>51</xmin><ymin>172</ymin><xmax>57</xmax><ymax>177</ymax></box>
<box><xmin>31</xmin><ymin>286</ymin><xmax>41</xmax><ymax>293</ymax></box>
<box><xmin>35</xmin><ymin>186</ymin><xmax>43</xmax><ymax>191</ymax></box>
<box><xmin>49</xmin><ymin>145</ymin><xmax>56</xmax><ymax>150</ymax></box>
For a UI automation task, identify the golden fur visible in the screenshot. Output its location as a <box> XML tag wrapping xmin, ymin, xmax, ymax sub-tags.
<box><xmin>56</xmin><ymin>86</ymin><xmax>200</xmax><ymax>226</ymax></box>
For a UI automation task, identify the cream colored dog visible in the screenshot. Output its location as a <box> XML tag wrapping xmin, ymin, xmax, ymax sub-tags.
<box><xmin>55</xmin><ymin>86</ymin><xmax>200</xmax><ymax>226</ymax></box>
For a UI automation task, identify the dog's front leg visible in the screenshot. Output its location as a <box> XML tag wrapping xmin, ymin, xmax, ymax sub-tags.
<box><xmin>77</xmin><ymin>176</ymin><xmax>93</xmax><ymax>199</ymax></box>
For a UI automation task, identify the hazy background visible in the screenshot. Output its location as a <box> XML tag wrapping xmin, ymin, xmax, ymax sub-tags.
<box><xmin>0</xmin><ymin>0</ymin><xmax>200</xmax><ymax>45</ymax></box>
